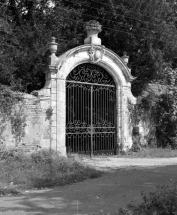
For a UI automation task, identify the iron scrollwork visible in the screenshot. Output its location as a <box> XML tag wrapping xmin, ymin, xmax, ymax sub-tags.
<box><xmin>67</xmin><ymin>63</ymin><xmax>115</xmax><ymax>85</ymax></box>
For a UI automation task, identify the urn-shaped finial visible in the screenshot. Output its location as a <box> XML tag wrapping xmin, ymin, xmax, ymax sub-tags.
<box><xmin>121</xmin><ymin>51</ymin><xmax>129</xmax><ymax>65</ymax></box>
<box><xmin>84</xmin><ymin>20</ymin><xmax>102</xmax><ymax>45</ymax></box>
<box><xmin>85</xmin><ymin>20</ymin><xmax>102</xmax><ymax>34</ymax></box>
<box><xmin>48</xmin><ymin>37</ymin><xmax>58</xmax><ymax>54</ymax></box>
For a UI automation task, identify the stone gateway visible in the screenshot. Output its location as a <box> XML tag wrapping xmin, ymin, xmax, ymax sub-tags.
<box><xmin>39</xmin><ymin>20</ymin><xmax>136</xmax><ymax>156</ymax></box>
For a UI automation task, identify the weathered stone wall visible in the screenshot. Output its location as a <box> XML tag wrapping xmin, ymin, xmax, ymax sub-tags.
<box><xmin>1</xmin><ymin>93</ymin><xmax>51</xmax><ymax>150</ymax></box>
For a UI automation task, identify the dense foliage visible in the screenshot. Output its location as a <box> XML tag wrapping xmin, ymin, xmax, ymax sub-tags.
<box><xmin>155</xmin><ymin>67</ymin><xmax>177</xmax><ymax>148</ymax></box>
<box><xmin>1</xmin><ymin>0</ymin><xmax>177</xmax><ymax>148</ymax></box>
<box><xmin>130</xmin><ymin>68</ymin><xmax>177</xmax><ymax>148</ymax></box>
<box><xmin>0</xmin><ymin>0</ymin><xmax>177</xmax><ymax>94</ymax></box>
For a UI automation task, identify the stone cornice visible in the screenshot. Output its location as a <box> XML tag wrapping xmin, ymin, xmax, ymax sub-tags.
<box><xmin>43</xmin><ymin>65</ymin><xmax>58</xmax><ymax>73</ymax></box>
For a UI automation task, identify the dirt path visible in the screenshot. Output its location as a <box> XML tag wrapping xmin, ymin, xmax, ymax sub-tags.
<box><xmin>81</xmin><ymin>157</ymin><xmax>177</xmax><ymax>170</ymax></box>
<box><xmin>1</xmin><ymin>158</ymin><xmax>177</xmax><ymax>215</ymax></box>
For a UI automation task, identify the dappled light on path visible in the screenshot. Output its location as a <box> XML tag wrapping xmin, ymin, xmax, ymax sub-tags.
<box><xmin>0</xmin><ymin>163</ymin><xmax>177</xmax><ymax>215</ymax></box>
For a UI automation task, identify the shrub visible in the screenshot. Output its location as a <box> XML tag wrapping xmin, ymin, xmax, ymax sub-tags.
<box><xmin>120</xmin><ymin>185</ymin><xmax>177</xmax><ymax>215</ymax></box>
<box><xmin>131</xmin><ymin>135</ymin><xmax>142</xmax><ymax>152</ymax></box>
<box><xmin>0</xmin><ymin>184</ymin><xmax>20</xmax><ymax>196</ymax></box>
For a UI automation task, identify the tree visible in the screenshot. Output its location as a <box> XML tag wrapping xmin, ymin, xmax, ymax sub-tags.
<box><xmin>61</xmin><ymin>0</ymin><xmax>177</xmax><ymax>95</ymax></box>
<box><xmin>0</xmin><ymin>0</ymin><xmax>83</xmax><ymax>92</ymax></box>
<box><xmin>1</xmin><ymin>0</ymin><xmax>177</xmax><ymax>95</ymax></box>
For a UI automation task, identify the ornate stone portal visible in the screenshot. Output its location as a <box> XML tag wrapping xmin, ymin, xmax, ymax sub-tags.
<box><xmin>42</xmin><ymin>20</ymin><xmax>136</xmax><ymax>155</ymax></box>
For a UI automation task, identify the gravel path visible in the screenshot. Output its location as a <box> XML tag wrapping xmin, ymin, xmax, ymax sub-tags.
<box><xmin>81</xmin><ymin>157</ymin><xmax>177</xmax><ymax>170</ymax></box>
<box><xmin>0</xmin><ymin>157</ymin><xmax>177</xmax><ymax>215</ymax></box>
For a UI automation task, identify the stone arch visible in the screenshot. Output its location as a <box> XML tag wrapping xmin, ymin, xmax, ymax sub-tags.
<box><xmin>55</xmin><ymin>45</ymin><xmax>133</xmax><ymax>87</ymax></box>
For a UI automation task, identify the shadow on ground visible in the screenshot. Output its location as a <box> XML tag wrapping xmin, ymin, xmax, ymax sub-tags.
<box><xmin>0</xmin><ymin>165</ymin><xmax>177</xmax><ymax>215</ymax></box>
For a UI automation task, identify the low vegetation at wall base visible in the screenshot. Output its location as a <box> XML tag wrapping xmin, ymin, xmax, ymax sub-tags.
<box><xmin>118</xmin><ymin>147</ymin><xmax>177</xmax><ymax>158</ymax></box>
<box><xmin>0</xmin><ymin>148</ymin><xmax>103</xmax><ymax>196</ymax></box>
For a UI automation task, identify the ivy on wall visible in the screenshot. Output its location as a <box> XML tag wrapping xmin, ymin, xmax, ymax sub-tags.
<box><xmin>45</xmin><ymin>107</ymin><xmax>53</xmax><ymax>121</ymax></box>
<box><xmin>11</xmin><ymin>106</ymin><xmax>27</xmax><ymax>145</ymax></box>
<box><xmin>128</xmin><ymin>67</ymin><xmax>177</xmax><ymax>149</ymax></box>
<box><xmin>0</xmin><ymin>85</ymin><xmax>27</xmax><ymax>146</ymax></box>
<box><xmin>128</xmin><ymin>92</ymin><xmax>159</xmax><ymax>147</ymax></box>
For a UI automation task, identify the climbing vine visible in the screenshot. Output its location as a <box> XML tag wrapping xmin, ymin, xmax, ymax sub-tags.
<box><xmin>45</xmin><ymin>107</ymin><xmax>53</xmax><ymax>121</ymax></box>
<box><xmin>0</xmin><ymin>85</ymin><xmax>26</xmax><ymax>145</ymax></box>
<box><xmin>11</xmin><ymin>105</ymin><xmax>27</xmax><ymax>144</ymax></box>
<box><xmin>128</xmin><ymin>91</ymin><xmax>159</xmax><ymax>147</ymax></box>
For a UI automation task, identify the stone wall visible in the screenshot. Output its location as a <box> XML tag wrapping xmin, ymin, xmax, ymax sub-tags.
<box><xmin>1</xmin><ymin>93</ymin><xmax>51</xmax><ymax>151</ymax></box>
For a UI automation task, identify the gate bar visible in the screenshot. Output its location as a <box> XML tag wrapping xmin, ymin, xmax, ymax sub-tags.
<box><xmin>66</xmin><ymin>80</ymin><xmax>115</xmax><ymax>88</ymax></box>
<box><xmin>90</xmin><ymin>85</ymin><xmax>93</xmax><ymax>158</ymax></box>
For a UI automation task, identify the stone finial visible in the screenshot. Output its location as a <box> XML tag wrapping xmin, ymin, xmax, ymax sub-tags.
<box><xmin>48</xmin><ymin>37</ymin><xmax>58</xmax><ymax>54</ymax></box>
<box><xmin>121</xmin><ymin>51</ymin><xmax>129</xmax><ymax>65</ymax></box>
<box><xmin>48</xmin><ymin>37</ymin><xmax>58</xmax><ymax>66</ymax></box>
<box><xmin>84</xmin><ymin>20</ymin><xmax>102</xmax><ymax>45</ymax></box>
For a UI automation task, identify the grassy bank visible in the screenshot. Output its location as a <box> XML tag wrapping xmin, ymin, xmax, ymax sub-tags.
<box><xmin>0</xmin><ymin>149</ymin><xmax>103</xmax><ymax>196</ymax></box>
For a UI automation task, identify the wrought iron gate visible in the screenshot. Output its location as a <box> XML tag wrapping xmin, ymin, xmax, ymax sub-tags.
<box><xmin>66</xmin><ymin>63</ymin><xmax>116</xmax><ymax>156</ymax></box>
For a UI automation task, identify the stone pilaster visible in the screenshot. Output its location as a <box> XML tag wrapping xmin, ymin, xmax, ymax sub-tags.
<box><xmin>116</xmin><ymin>86</ymin><xmax>122</xmax><ymax>147</ymax></box>
<box><xmin>56</xmin><ymin>79</ymin><xmax>66</xmax><ymax>155</ymax></box>
<box><xmin>121</xmin><ymin>86</ymin><xmax>134</xmax><ymax>150</ymax></box>
<box><xmin>50</xmin><ymin>71</ymin><xmax>57</xmax><ymax>151</ymax></box>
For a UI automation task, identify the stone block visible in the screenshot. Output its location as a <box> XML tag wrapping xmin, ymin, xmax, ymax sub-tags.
<box><xmin>57</xmin><ymin>146</ymin><xmax>67</xmax><ymax>156</ymax></box>
<box><xmin>51</xmin><ymin>72</ymin><xmax>57</xmax><ymax>79</ymax></box>
<box><xmin>51</xmin><ymin>126</ymin><xmax>57</xmax><ymax>134</ymax></box>
<box><xmin>56</xmin><ymin>134</ymin><xmax>65</xmax><ymax>149</ymax></box>
<box><xmin>51</xmin><ymin>88</ymin><xmax>57</xmax><ymax>94</ymax></box>
<box><xmin>51</xmin><ymin>139</ymin><xmax>57</xmax><ymax>150</ymax></box>
<box><xmin>57</xmin><ymin>91</ymin><xmax>65</xmax><ymax>102</ymax></box>
<box><xmin>51</xmin><ymin>113</ymin><xmax>57</xmax><ymax>121</ymax></box>
<box><xmin>57</xmin><ymin>120</ymin><xmax>66</xmax><ymax>129</ymax></box>
<box><xmin>57</xmin><ymin>110</ymin><xmax>65</xmax><ymax>118</ymax></box>
<box><xmin>57</xmin><ymin>126</ymin><xmax>65</xmax><ymax>133</ymax></box>
<box><xmin>51</xmin><ymin>120</ymin><xmax>56</xmax><ymax>126</ymax></box>
<box><xmin>51</xmin><ymin>93</ymin><xmax>57</xmax><ymax>101</ymax></box>
<box><xmin>57</xmin><ymin>80</ymin><xmax>65</xmax><ymax>92</ymax></box>
<box><xmin>51</xmin><ymin>80</ymin><xmax>57</xmax><ymax>88</ymax></box>
<box><xmin>52</xmin><ymin>108</ymin><xmax>57</xmax><ymax>114</ymax></box>
<box><xmin>51</xmin><ymin>100</ymin><xmax>57</xmax><ymax>107</ymax></box>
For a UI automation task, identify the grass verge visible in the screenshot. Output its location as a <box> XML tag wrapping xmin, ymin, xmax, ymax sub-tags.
<box><xmin>118</xmin><ymin>147</ymin><xmax>177</xmax><ymax>158</ymax></box>
<box><xmin>0</xmin><ymin>149</ymin><xmax>103</xmax><ymax>196</ymax></box>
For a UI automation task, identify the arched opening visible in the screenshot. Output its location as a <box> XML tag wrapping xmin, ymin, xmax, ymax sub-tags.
<box><xmin>66</xmin><ymin>63</ymin><xmax>117</xmax><ymax>156</ymax></box>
